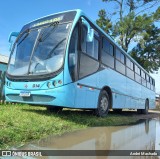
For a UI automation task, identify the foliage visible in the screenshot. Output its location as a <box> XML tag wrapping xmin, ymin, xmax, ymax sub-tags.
<box><xmin>130</xmin><ymin>25</ymin><xmax>160</xmax><ymax>72</ymax></box>
<box><xmin>153</xmin><ymin>6</ymin><xmax>160</xmax><ymax>21</ymax></box>
<box><xmin>96</xmin><ymin>0</ymin><xmax>160</xmax><ymax>71</ymax></box>
<box><xmin>156</xmin><ymin>104</ymin><xmax>160</xmax><ymax>110</ymax></box>
<box><xmin>96</xmin><ymin>9</ymin><xmax>112</xmax><ymax>34</ymax></box>
<box><xmin>113</xmin><ymin>12</ymin><xmax>153</xmax><ymax>52</ymax></box>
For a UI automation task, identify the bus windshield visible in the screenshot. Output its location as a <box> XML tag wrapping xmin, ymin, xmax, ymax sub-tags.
<box><xmin>7</xmin><ymin>22</ymin><xmax>71</xmax><ymax>76</ymax></box>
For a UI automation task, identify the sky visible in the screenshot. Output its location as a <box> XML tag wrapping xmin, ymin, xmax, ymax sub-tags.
<box><xmin>0</xmin><ymin>0</ymin><xmax>111</xmax><ymax>55</ymax></box>
<box><xmin>0</xmin><ymin>0</ymin><xmax>159</xmax><ymax>93</ymax></box>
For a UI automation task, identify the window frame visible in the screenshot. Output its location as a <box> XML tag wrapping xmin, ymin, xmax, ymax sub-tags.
<box><xmin>80</xmin><ymin>21</ymin><xmax>99</xmax><ymax>61</ymax></box>
<box><xmin>116</xmin><ymin>48</ymin><xmax>125</xmax><ymax>64</ymax></box>
<box><xmin>78</xmin><ymin>16</ymin><xmax>155</xmax><ymax>91</ymax></box>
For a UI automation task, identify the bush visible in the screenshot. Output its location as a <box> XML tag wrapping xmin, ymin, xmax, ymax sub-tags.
<box><xmin>156</xmin><ymin>104</ymin><xmax>160</xmax><ymax>110</ymax></box>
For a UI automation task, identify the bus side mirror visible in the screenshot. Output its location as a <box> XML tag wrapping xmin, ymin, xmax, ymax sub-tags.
<box><xmin>8</xmin><ymin>32</ymin><xmax>19</xmax><ymax>51</ymax></box>
<box><xmin>81</xmin><ymin>17</ymin><xmax>94</xmax><ymax>42</ymax></box>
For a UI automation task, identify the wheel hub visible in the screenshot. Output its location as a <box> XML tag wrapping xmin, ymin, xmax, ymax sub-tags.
<box><xmin>100</xmin><ymin>96</ymin><xmax>108</xmax><ymax>112</ymax></box>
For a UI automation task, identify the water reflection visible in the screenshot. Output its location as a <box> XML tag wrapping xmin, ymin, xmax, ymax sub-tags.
<box><xmin>18</xmin><ymin>119</ymin><xmax>160</xmax><ymax>159</ymax></box>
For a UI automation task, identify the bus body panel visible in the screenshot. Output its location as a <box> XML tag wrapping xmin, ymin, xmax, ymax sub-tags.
<box><xmin>74</xmin><ymin>73</ymin><xmax>100</xmax><ymax>108</ymax></box>
<box><xmin>90</xmin><ymin>67</ymin><xmax>155</xmax><ymax>109</ymax></box>
<box><xmin>5</xmin><ymin>71</ymin><xmax>64</xmax><ymax>90</ymax></box>
<box><xmin>98</xmin><ymin>68</ymin><xmax>126</xmax><ymax>108</ymax></box>
<box><xmin>5</xmin><ymin>82</ymin><xmax>76</xmax><ymax>107</ymax></box>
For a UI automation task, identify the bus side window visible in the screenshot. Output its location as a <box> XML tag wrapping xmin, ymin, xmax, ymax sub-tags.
<box><xmin>81</xmin><ymin>26</ymin><xmax>87</xmax><ymax>53</ymax></box>
<box><xmin>79</xmin><ymin>25</ymin><xmax>99</xmax><ymax>78</ymax></box>
<box><xmin>81</xmin><ymin>25</ymin><xmax>98</xmax><ymax>60</ymax></box>
<box><xmin>101</xmin><ymin>38</ymin><xmax>114</xmax><ymax>68</ymax></box>
<box><xmin>68</xmin><ymin>26</ymin><xmax>78</xmax><ymax>81</ymax></box>
<box><xmin>102</xmin><ymin>38</ymin><xmax>109</xmax><ymax>53</ymax></box>
<box><xmin>93</xmin><ymin>38</ymin><xmax>98</xmax><ymax>59</ymax></box>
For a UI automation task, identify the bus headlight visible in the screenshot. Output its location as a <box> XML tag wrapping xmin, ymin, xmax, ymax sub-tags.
<box><xmin>53</xmin><ymin>81</ymin><xmax>57</xmax><ymax>86</ymax></box>
<box><xmin>47</xmin><ymin>82</ymin><xmax>51</xmax><ymax>88</ymax></box>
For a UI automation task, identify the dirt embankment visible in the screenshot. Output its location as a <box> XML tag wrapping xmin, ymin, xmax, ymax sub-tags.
<box><xmin>137</xmin><ymin>110</ymin><xmax>160</xmax><ymax>119</ymax></box>
<box><xmin>113</xmin><ymin>110</ymin><xmax>160</xmax><ymax>120</ymax></box>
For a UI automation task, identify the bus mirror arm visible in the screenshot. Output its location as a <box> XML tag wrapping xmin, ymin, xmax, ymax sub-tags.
<box><xmin>8</xmin><ymin>32</ymin><xmax>19</xmax><ymax>51</ymax></box>
<box><xmin>81</xmin><ymin>17</ymin><xmax>94</xmax><ymax>42</ymax></box>
<box><xmin>8</xmin><ymin>32</ymin><xmax>19</xmax><ymax>43</ymax></box>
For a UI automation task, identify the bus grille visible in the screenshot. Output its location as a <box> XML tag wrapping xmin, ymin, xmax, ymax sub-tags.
<box><xmin>6</xmin><ymin>94</ymin><xmax>55</xmax><ymax>103</ymax></box>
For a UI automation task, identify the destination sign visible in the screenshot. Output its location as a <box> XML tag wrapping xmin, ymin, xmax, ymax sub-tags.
<box><xmin>32</xmin><ymin>16</ymin><xmax>63</xmax><ymax>27</ymax></box>
<box><xmin>21</xmin><ymin>11</ymin><xmax>77</xmax><ymax>32</ymax></box>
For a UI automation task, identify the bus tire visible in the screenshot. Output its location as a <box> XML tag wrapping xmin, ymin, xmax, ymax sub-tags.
<box><xmin>96</xmin><ymin>90</ymin><xmax>109</xmax><ymax>117</ymax></box>
<box><xmin>46</xmin><ymin>106</ymin><xmax>63</xmax><ymax>113</ymax></box>
<box><xmin>142</xmin><ymin>99</ymin><xmax>149</xmax><ymax>114</ymax></box>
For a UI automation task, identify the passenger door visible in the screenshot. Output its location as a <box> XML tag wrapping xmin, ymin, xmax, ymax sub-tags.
<box><xmin>75</xmin><ymin>19</ymin><xmax>100</xmax><ymax>108</ymax></box>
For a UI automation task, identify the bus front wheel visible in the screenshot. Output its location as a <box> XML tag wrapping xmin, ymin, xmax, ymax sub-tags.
<box><xmin>96</xmin><ymin>90</ymin><xmax>109</xmax><ymax>117</ymax></box>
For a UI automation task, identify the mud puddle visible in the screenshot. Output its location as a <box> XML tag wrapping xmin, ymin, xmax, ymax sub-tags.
<box><xmin>11</xmin><ymin>117</ymin><xmax>160</xmax><ymax>159</ymax></box>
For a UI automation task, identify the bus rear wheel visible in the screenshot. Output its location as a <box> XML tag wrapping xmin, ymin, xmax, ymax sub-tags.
<box><xmin>46</xmin><ymin>106</ymin><xmax>63</xmax><ymax>113</ymax></box>
<box><xmin>142</xmin><ymin>100</ymin><xmax>149</xmax><ymax>114</ymax></box>
<box><xmin>96</xmin><ymin>90</ymin><xmax>109</xmax><ymax>117</ymax></box>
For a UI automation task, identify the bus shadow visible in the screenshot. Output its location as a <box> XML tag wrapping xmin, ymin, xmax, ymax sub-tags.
<box><xmin>22</xmin><ymin>106</ymin><xmax>159</xmax><ymax>127</ymax></box>
<box><xmin>22</xmin><ymin>106</ymin><xmax>158</xmax><ymax>116</ymax></box>
<box><xmin>22</xmin><ymin>107</ymin><xmax>96</xmax><ymax>117</ymax></box>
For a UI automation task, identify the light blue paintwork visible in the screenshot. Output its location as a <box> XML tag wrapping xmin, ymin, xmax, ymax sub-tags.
<box><xmin>0</xmin><ymin>63</ymin><xmax>7</xmax><ymax>98</ymax></box>
<box><xmin>8</xmin><ymin>31</ymin><xmax>19</xmax><ymax>51</ymax></box>
<box><xmin>5</xmin><ymin>9</ymin><xmax>155</xmax><ymax>110</ymax></box>
<box><xmin>8</xmin><ymin>32</ymin><xmax>19</xmax><ymax>43</ymax></box>
<box><xmin>0</xmin><ymin>63</ymin><xmax>7</xmax><ymax>72</ymax></box>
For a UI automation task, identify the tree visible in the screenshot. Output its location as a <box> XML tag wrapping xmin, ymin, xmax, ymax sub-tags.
<box><xmin>130</xmin><ymin>25</ymin><xmax>160</xmax><ymax>72</ymax></box>
<box><xmin>113</xmin><ymin>12</ymin><xmax>154</xmax><ymax>52</ymax></box>
<box><xmin>96</xmin><ymin>0</ymin><xmax>160</xmax><ymax>71</ymax></box>
<box><xmin>97</xmin><ymin>0</ymin><xmax>159</xmax><ymax>51</ymax></box>
<box><xmin>96</xmin><ymin>9</ymin><xmax>112</xmax><ymax>34</ymax></box>
<box><xmin>101</xmin><ymin>0</ymin><xmax>160</xmax><ymax>19</ymax></box>
<box><xmin>153</xmin><ymin>6</ymin><xmax>160</xmax><ymax>21</ymax></box>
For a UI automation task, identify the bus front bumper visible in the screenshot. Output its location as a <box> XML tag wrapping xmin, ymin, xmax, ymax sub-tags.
<box><xmin>5</xmin><ymin>84</ymin><xmax>76</xmax><ymax>107</ymax></box>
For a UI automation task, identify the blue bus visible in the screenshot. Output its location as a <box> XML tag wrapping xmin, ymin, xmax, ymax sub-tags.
<box><xmin>5</xmin><ymin>9</ymin><xmax>155</xmax><ymax>117</ymax></box>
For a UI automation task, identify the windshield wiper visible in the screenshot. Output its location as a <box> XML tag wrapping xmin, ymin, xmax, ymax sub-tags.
<box><xmin>47</xmin><ymin>38</ymin><xmax>66</xmax><ymax>58</ymax></box>
<box><xmin>38</xmin><ymin>21</ymin><xmax>59</xmax><ymax>42</ymax></box>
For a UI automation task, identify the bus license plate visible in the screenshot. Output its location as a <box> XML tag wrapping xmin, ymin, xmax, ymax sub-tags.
<box><xmin>19</xmin><ymin>91</ymin><xmax>31</xmax><ymax>97</ymax></box>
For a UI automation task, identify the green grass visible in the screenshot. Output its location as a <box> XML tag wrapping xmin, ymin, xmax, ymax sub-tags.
<box><xmin>0</xmin><ymin>104</ymin><xmax>139</xmax><ymax>149</ymax></box>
